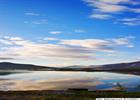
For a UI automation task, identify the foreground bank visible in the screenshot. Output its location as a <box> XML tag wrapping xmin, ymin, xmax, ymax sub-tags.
<box><xmin>0</xmin><ymin>90</ymin><xmax>140</xmax><ymax>100</ymax></box>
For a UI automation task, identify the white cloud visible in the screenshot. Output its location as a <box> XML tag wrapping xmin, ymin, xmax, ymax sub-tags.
<box><xmin>0</xmin><ymin>35</ymin><xmax>135</xmax><ymax>66</ymax></box>
<box><xmin>121</xmin><ymin>17</ymin><xmax>140</xmax><ymax>26</ymax></box>
<box><xmin>74</xmin><ymin>29</ymin><xmax>85</xmax><ymax>33</ymax></box>
<box><xmin>112</xmin><ymin>36</ymin><xmax>135</xmax><ymax>47</ymax></box>
<box><xmin>127</xmin><ymin>45</ymin><xmax>134</xmax><ymax>48</ymax></box>
<box><xmin>32</xmin><ymin>19</ymin><xmax>48</xmax><ymax>25</ymax></box>
<box><xmin>62</xmin><ymin>35</ymin><xmax>134</xmax><ymax>46</ymax></box>
<box><xmin>60</xmin><ymin>36</ymin><xmax>134</xmax><ymax>52</ymax></box>
<box><xmin>112</xmin><ymin>37</ymin><xmax>130</xmax><ymax>45</ymax></box>
<box><xmin>83</xmin><ymin>0</ymin><xmax>140</xmax><ymax>25</ymax></box>
<box><xmin>84</xmin><ymin>0</ymin><xmax>140</xmax><ymax>13</ymax></box>
<box><xmin>90</xmin><ymin>14</ymin><xmax>111</xmax><ymax>19</ymax></box>
<box><xmin>60</xmin><ymin>39</ymin><xmax>114</xmax><ymax>52</ymax></box>
<box><xmin>43</xmin><ymin>37</ymin><xmax>58</xmax><ymax>41</ymax></box>
<box><xmin>25</xmin><ymin>12</ymin><xmax>40</xmax><ymax>16</ymax></box>
<box><xmin>94</xmin><ymin>2</ymin><xmax>127</xmax><ymax>13</ymax></box>
<box><xmin>0</xmin><ymin>36</ymin><xmax>96</xmax><ymax>61</ymax></box>
<box><xmin>49</xmin><ymin>31</ymin><xmax>62</xmax><ymax>34</ymax></box>
<box><xmin>24</xmin><ymin>19</ymin><xmax>48</xmax><ymax>25</ymax></box>
<box><xmin>94</xmin><ymin>0</ymin><xmax>140</xmax><ymax>5</ymax></box>
<box><xmin>0</xmin><ymin>39</ymin><xmax>13</xmax><ymax>45</ymax></box>
<box><xmin>132</xmin><ymin>8</ymin><xmax>140</xmax><ymax>13</ymax></box>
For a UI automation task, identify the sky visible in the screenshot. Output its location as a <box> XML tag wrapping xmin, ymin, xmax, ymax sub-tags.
<box><xmin>0</xmin><ymin>0</ymin><xmax>140</xmax><ymax>67</ymax></box>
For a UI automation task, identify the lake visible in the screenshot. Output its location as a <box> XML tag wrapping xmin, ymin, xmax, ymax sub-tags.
<box><xmin>0</xmin><ymin>70</ymin><xmax>140</xmax><ymax>91</ymax></box>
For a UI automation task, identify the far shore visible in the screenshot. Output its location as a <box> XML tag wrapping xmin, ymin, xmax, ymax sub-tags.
<box><xmin>0</xmin><ymin>69</ymin><xmax>140</xmax><ymax>76</ymax></box>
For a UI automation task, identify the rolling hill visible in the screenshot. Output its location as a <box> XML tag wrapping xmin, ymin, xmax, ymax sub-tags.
<box><xmin>93</xmin><ymin>61</ymin><xmax>140</xmax><ymax>70</ymax></box>
<box><xmin>0</xmin><ymin>62</ymin><xmax>55</xmax><ymax>70</ymax></box>
<box><xmin>0</xmin><ymin>61</ymin><xmax>140</xmax><ymax>71</ymax></box>
<box><xmin>62</xmin><ymin>61</ymin><xmax>140</xmax><ymax>71</ymax></box>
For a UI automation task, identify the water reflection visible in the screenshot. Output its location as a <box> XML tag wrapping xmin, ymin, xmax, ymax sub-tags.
<box><xmin>0</xmin><ymin>71</ymin><xmax>140</xmax><ymax>91</ymax></box>
<box><xmin>0</xmin><ymin>70</ymin><xmax>29</xmax><ymax>76</ymax></box>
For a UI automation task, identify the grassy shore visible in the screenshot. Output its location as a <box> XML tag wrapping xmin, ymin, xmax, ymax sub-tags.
<box><xmin>0</xmin><ymin>90</ymin><xmax>140</xmax><ymax>100</ymax></box>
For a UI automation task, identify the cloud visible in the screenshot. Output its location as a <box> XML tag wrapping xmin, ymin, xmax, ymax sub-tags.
<box><xmin>49</xmin><ymin>31</ymin><xmax>62</xmax><ymax>34</ymax></box>
<box><xmin>43</xmin><ymin>37</ymin><xmax>58</xmax><ymax>41</ymax></box>
<box><xmin>74</xmin><ymin>29</ymin><xmax>85</xmax><ymax>33</ymax></box>
<box><xmin>60</xmin><ymin>36</ymin><xmax>134</xmax><ymax>51</ymax></box>
<box><xmin>90</xmin><ymin>0</ymin><xmax>140</xmax><ymax>5</ymax></box>
<box><xmin>84</xmin><ymin>0</ymin><xmax>140</xmax><ymax>13</ymax></box>
<box><xmin>83</xmin><ymin>0</ymin><xmax>140</xmax><ymax>25</ymax></box>
<box><xmin>94</xmin><ymin>2</ymin><xmax>127</xmax><ymax>13</ymax></box>
<box><xmin>0</xmin><ymin>57</ymin><xmax>14</xmax><ymax>60</ymax></box>
<box><xmin>114</xmin><ymin>36</ymin><xmax>135</xmax><ymax>48</ymax></box>
<box><xmin>60</xmin><ymin>39</ymin><xmax>114</xmax><ymax>52</ymax></box>
<box><xmin>24</xmin><ymin>12</ymin><xmax>40</xmax><ymax>16</ymax></box>
<box><xmin>32</xmin><ymin>19</ymin><xmax>48</xmax><ymax>24</ymax></box>
<box><xmin>0</xmin><ymin>36</ymin><xmax>96</xmax><ymax>61</ymax></box>
<box><xmin>0</xmin><ymin>35</ymin><xmax>135</xmax><ymax>66</ymax></box>
<box><xmin>24</xmin><ymin>19</ymin><xmax>48</xmax><ymax>25</ymax></box>
<box><xmin>121</xmin><ymin>17</ymin><xmax>140</xmax><ymax>26</ymax></box>
<box><xmin>112</xmin><ymin>36</ymin><xmax>135</xmax><ymax>47</ymax></box>
<box><xmin>89</xmin><ymin>14</ymin><xmax>112</xmax><ymax>19</ymax></box>
<box><xmin>60</xmin><ymin>36</ymin><xmax>135</xmax><ymax>47</ymax></box>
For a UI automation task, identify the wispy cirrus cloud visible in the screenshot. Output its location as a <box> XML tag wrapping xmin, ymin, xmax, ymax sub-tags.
<box><xmin>24</xmin><ymin>12</ymin><xmax>40</xmax><ymax>16</ymax></box>
<box><xmin>121</xmin><ymin>17</ymin><xmax>140</xmax><ymax>26</ymax></box>
<box><xmin>24</xmin><ymin>11</ymin><xmax>48</xmax><ymax>25</ymax></box>
<box><xmin>60</xmin><ymin>39</ymin><xmax>114</xmax><ymax>52</ymax></box>
<box><xmin>83</xmin><ymin>0</ymin><xmax>140</xmax><ymax>25</ymax></box>
<box><xmin>24</xmin><ymin>19</ymin><xmax>48</xmax><ymax>25</ymax></box>
<box><xmin>84</xmin><ymin>0</ymin><xmax>140</xmax><ymax>14</ymax></box>
<box><xmin>32</xmin><ymin>19</ymin><xmax>48</xmax><ymax>24</ymax></box>
<box><xmin>74</xmin><ymin>29</ymin><xmax>86</xmax><ymax>33</ymax></box>
<box><xmin>60</xmin><ymin>36</ymin><xmax>134</xmax><ymax>52</ymax></box>
<box><xmin>112</xmin><ymin>36</ymin><xmax>135</xmax><ymax>47</ymax></box>
<box><xmin>89</xmin><ymin>14</ymin><xmax>112</xmax><ymax>19</ymax></box>
<box><xmin>43</xmin><ymin>37</ymin><xmax>58</xmax><ymax>41</ymax></box>
<box><xmin>49</xmin><ymin>31</ymin><xmax>62</xmax><ymax>34</ymax></box>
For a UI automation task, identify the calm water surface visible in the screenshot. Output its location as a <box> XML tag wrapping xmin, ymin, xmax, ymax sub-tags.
<box><xmin>0</xmin><ymin>71</ymin><xmax>140</xmax><ymax>91</ymax></box>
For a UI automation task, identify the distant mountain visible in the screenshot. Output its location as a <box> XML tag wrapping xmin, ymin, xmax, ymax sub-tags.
<box><xmin>0</xmin><ymin>62</ymin><xmax>55</xmax><ymax>70</ymax></box>
<box><xmin>0</xmin><ymin>61</ymin><xmax>140</xmax><ymax>71</ymax></box>
<box><xmin>63</xmin><ymin>61</ymin><xmax>140</xmax><ymax>71</ymax></box>
<box><xmin>93</xmin><ymin>61</ymin><xmax>140</xmax><ymax>70</ymax></box>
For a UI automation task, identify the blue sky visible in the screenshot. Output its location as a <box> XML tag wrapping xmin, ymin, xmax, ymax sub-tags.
<box><xmin>0</xmin><ymin>0</ymin><xmax>140</xmax><ymax>66</ymax></box>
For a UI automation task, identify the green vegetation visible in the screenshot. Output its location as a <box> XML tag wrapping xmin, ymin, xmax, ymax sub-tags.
<box><xmin>0</xmin><ymin>90</ymin><xmax>140</xmax><ymax>100</ymax></box>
